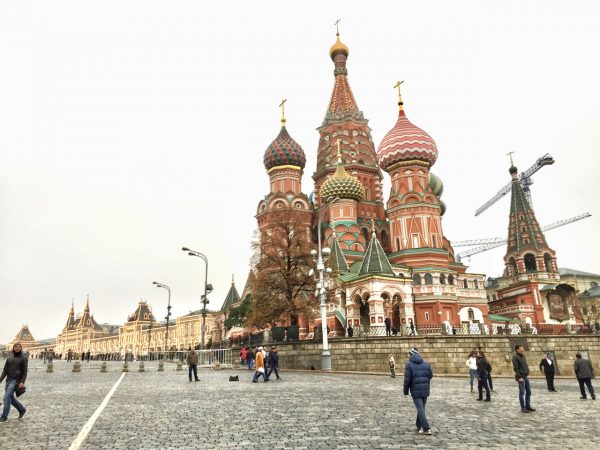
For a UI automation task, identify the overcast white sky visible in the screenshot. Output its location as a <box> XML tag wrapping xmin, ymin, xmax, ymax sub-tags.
<box><xmin>1</xmin><ymin>1</ymin><xmax>599</xmax><ymax>343</ymax></box>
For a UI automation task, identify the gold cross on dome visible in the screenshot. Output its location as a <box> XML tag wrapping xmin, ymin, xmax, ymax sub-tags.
<box><xmin>279</xmin><ymin>98</ymin><xmax>287</xmax><ymax>126</ymax></box>
<box><xmin>507</xmin><ymin>151</ymin><xmax>515</xmax><ymax>166</ymax></box>
<box><xmin>334</xmin><ymin>19</ymin><xmax>341</xmax><ymax>35</ymax></box>
<box><xmin>394</xmin><ymin>80</ymin><xmax>404</xmax><ymax>110</ymax></box>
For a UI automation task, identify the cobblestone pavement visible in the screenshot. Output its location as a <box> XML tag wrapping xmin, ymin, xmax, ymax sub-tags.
<box><xmin>0</xmin><ymin>360</ymin><xmax>599</xmax><ymax>449</ymax></box>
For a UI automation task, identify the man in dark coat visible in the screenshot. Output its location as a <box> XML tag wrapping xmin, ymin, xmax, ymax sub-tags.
<box><xmin>384</xmin><ymin>317</ymin><xmax>392</xmax><ymax>336</ymax></box>
<box><xmin>539</xmin><ymin>353</ymin><xmax>557</xmax><ymax>392</ymax></box>
<box><xmin>574</xmin><ymin>353</ymin><xmax>595</xmax><ymax>400</ymax></box>
<box><xmin>403</xmin><ymin>347</ymin><xmax>433</xmax><ymax>435</ymax></box>
<box><xmin>0</xmin><ymin>343</ymin><xmax>28</xmax><ymax>422</ymax></box>
<box><xmin>476</xmin><ymin>351</ymin><xmax>491</xmax><ymax>401</ymax></box>
<box><xmin>266</xmin><ymin>346</ymin><xmax>280</xmax><ymax>381</ymax></box>
<box><xmin>347</xmin><ymin>325</ymin><xmax>354</xmax><ymax>338</ymax></box>
<box><xmin>512</xmin><ymin>345</ymin><xmax>536</xmax><ymax>413</ymax></box>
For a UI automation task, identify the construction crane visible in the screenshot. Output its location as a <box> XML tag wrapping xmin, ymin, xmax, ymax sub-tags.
<box><xmin>475</xmin><ymin>153</ymin><xmax>555</xmax><ymax>216</ymax></box>
<box><xmin>455</xmin><ymin>213</ymin><xmax>592</xmax><ymax>261</ymax></box>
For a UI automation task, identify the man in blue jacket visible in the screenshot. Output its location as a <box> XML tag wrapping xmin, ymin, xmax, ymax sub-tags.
<box><xmin>403</xmin><ymin>347</ymin><xmax>433</xmax><ymax>435</ymax></box>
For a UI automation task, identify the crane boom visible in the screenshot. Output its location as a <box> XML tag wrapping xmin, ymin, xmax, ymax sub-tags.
<box><xmin>455</xmin><ymin>212</ymin><xmax>591</xmax><ymax>261</ymax></box>
<box><xmin>474</xmin><ymin>153</ymin><xmax>555</xmax><ymax>216</ymax></box>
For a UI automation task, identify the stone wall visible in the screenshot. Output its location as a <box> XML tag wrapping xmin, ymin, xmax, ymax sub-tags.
<box><xmin>266</xmin><ymin>335</ymin><xmax>600</xmax><ymax>377</ymax></box>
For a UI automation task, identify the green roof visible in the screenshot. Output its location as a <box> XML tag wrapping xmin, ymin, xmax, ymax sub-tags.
<box><xmin>220</xmin><ymin>281</ymin><xmax>240</xmax><ymax>312</ymax></box>
<box><xmin>358</xmin><ymin>231</ymin><xmax>394</xmax><ymax>276</ymax></box>
<box><xmin>329</xmin><ymin>235</ymin><xmax>349</xmax><ymax>273</ymax></box>
<box><xmin>489</xmin><ymin>314</ymin><xmax>517</xmax><ymax>322</ymax></box>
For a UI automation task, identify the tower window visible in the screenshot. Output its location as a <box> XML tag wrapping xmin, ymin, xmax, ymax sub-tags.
<box><xmin>463</xmin><ymin>279</ymin><xmax>469</xmax><ymax>289</ymax></box>
<box><xmin>524</xmin><ymin>253</ymin><xmax>537</xmax><ymax>272</ymax></box>
<box><xmin>413</xmin><ymin>274</ymin><xmax>421</xmax><ymax>285</ymax></box>
<box><xmin>396</xmin><ymin>238</ymin><xmax>400</xmax><ymax>251</ymax></box>
<box><xmin>439</xmin><ymin>274</ymin><xmax>446</xmax><ymax>285</ymax></box>
<box><xmin>431</xmin><ymin>234</ymin><xmax>437</xmax><ymax>247</ymax></box>
<box><xmin>424</xmin><ymin>312</ymin><xmax>429</xmax><ymax>321</ymax></box>
<box><xmin>448</xmin><ymin>275</ymin><xmax>454</xmax><ymax>285</ymax></box>
<box><xmin>424</xmin><ymin>273</ymin><xmax>433</xmax><ymax>285</ymax></box>
<box><xmin>411</xmin><ymin>234</ymin><xmax>419</xmax><ymax>248</ymax></box>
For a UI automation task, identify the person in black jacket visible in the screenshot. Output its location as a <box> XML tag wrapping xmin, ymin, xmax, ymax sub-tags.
<box><xmin>539</xmin><ymin>353</ymin><xmax>557</xmax><ymax>392</ymax></box>
<box><xmin>0</xmin><ymin>343</ymin><xmax>28</xmax><ymax>422</ymax></box>
<box><xmin>476</xmin><ymin>351</ymin><xmax>491</xmax><ymax>401</ymax></box>
<box><xmin>512</xmin><ymin>345</ymin><xmax>536</xmax><ymax>413</ymax></box>
<box><xmin>574</xmin><ymin>353</ymin><xmax>595</xmax><ymax>400</ymax></box>
<box><xmin>266</xmin><ymin>346</ymin><xmax>280</xmax><ymax>381</ymax></box>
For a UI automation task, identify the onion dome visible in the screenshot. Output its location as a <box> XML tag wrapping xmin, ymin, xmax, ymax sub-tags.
<box><xmin>329</xmin><ymin>32</ymin><xmax>349</xmax><ymax>59</ymax></box>
<box><xmin>263</xmin><ymin>126</ymin><xmax>306</xmax><ymax>171</ymax></box>
<box><xmin>377</xmin><ymin>109</ymin><xmax>438</xmax><ymax>170</ymax></box>
<box><xmin>321</xmin><ymin>141</ymin><xmax>365</xmax><ymax>202</ymax></box>
<box><xmin>377</xmin><ymin>83</ymin><xmax>438</xmax><ymax>170</ymax></box>
<box><xmin>428</xmin><ymin>172</ymin><xmax>444</xmax><ymax>197</ymax></box>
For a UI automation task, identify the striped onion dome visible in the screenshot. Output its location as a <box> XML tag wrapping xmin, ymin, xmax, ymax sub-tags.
<box><xmin>376</xmin><ymin>109</ymin><xmax>438</xmax><ymax>171</ymax></box>
<box><xmin>263</xmin><ymin>126</ymin><xmax>306</xmax><ymax>171</ymax></box>
<box><xmin>320</xmin><ymin>154</ymin><xmax>365</xmax><ymax>202</ymax></box>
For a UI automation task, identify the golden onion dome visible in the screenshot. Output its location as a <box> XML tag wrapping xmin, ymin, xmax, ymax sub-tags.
<box><xmin>329</xmin><ymin>33</ymin><xmax>349</xmax><ymax>59</ymax></box>
<box><xmin>321</xmin><ymin>143</ymin><xmax>365</xmax><ymax>202</ymax></box>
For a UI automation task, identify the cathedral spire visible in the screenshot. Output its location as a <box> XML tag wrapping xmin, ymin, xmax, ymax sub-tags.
<box><xmin>279</xmin><ymin>98</ymin><xmax>287</xmax><ymax>128</ymax></box>
<box><xmin>325</xmin><ymin>24</ymin><xmax>359</xmax><ymax>121</ymax></box>
<box><xmin>359</xmin><ymin>228</ymin><xmax>394</xmax><ymax>276</ymax></box>
<box><xmin>504</xmin><ymin>164</ymin><xmax>557</xmax><ymax>276</ymax></box>
<box><xmin>394</xmin><ymin>80</ymin><xmax>405</xmax><ymax>112</ymax></box>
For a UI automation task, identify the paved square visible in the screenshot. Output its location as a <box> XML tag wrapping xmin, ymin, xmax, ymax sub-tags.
<box><xmin>1</xmin><ymin>360</ymin><xmax>599</xmax><ymax>449</ymax></box>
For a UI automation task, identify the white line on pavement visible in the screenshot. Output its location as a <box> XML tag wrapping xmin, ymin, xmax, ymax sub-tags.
<box><xmin>68</xmin><ymin>372</ymin><xmax>126</xmax><ymax>450</ymax></box>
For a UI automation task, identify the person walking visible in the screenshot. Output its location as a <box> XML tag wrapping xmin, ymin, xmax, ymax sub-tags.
<box><xmin>466</xmin><ymin>351</ymin><xmax>478</xmax><ymax>393</ymax></box>
<box><xmin>240</xmin><ymin>346</ymin><xmax>248</xmax><ymax>367</ymax></box>
<box><xmin>186</xmin><ymin>348</ymin><xmax>199</xmax><ymax>382</ymax></box>
<box><xmin>403</xmin><ymin>348</ymin><xmax>433</xmax><ymax>435</ymax></box>
<box><xmin>347</xmin><ymin>324</ymin><xmax>354</xmax><ymax>338</ymax></box>
<box><xmin>388</xmin><ymin>354</ymin><xmax>396</xmax><ymax>378</ymax></box>
<box><xmin>246</xmin><ymin>348</ymin><xmax>255</xmax><ymax>370</ymax></box>
<box><xmin>86</xmin><ymin>350</ymin><xmax>91</xmax><ymax>362</ymax></box>
<box><xmin>385</xmin><ymin>317</ymin><xmax>392</xmax><ymax>336</ymax></box>
<box><xmin>0</xmin><ymin>343</ymin><xmax>28</xmax><ymax>422</ymax></box>
<box><xmin>574</xmin><ymin>353</ymin><xmax>595</xmax><ymax>400</ymax></box>
<box><xmin>266</xmin><ymin>346</ymin><xmax>280</xmax><ymax>381</ymax></box>
<box><xmin>476</xmin><ymin>351</ymin><xmax>491</xmax><ymax>402</ymax></box>
<box><xmin>539</xmin><ymin>353</ymin><xmax>557</xmax><ymax>392</ymax></box>
<box><xmin>67</xmin><ymin>349</ymin><xmax>73</xmax><ymax>363</ymax></box>
<box><xmin>252</xmin><ymin>346</ymin><xmax>267</xmax><ymax>383</ymax></box>
<box><xmin>512</xmin><ymin>345</ymin><xmax>536</xmax><ymax>413</ymax></box>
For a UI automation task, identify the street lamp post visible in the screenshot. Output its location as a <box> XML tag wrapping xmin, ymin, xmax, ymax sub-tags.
<box><xmin>182</xmin><ymin>247</ymin><xmax>213</xmax><ymax>350</ymax></box>
<box><xmin>152</xmin><ymin>281</ymin><xmax>171</xmax><ymax>358</ymax></box>
<box><xmin>309</xmin><ymin>197</ymin><xmax>339</xmax><ymax>371</ymax></box>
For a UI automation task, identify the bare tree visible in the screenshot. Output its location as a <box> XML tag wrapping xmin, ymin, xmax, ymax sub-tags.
<box><xmin>245</xmin><ymin>209</ymin><xmax>315</xmax><ymax>329</ymax></box>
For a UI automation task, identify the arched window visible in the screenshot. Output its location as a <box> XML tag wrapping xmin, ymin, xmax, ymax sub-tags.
<box><xmin>424</xmin><ymin>312</ymin><xmax>430</xmax><ymax>321</ymax></box>
<box><xmin>524</xmin><ymin>253</ymin><xmax>537</xmax><ymax>272</ymax></box>
<box><xmin>413</xmin><ymin>274</ymin><xmax>421</xmax><ymax>285</ymax></box>
<box><xmin>544</xmin><ymin>253</ymin><xmax>553</xmax><ymax>272</ymax></box>
<box><xmin>448</xmin><ymin>274</ymin><xmax>454</xmax><ymax>285</ymax></box>
<box><xmin>439</xmin><ymin>274</ymin><xmax>446</xmax><ymax>285</ymax></box>
<box><xmin>468</xmin><ymin>308</ymin><xmax>475</xmax><ymax>321</ymax></box>
<box><xmin>463</xmin><ymin>279</ymin><xmax>469</xmax><ymax>289</ymax></box>
<box><xmin>474</xmin><ymin>280</ymin><xmax>479</xmax><ymax>289</ymax></box>
<box><xmin>592</xmin><ymin>282</ymin><xmax>599</xmax><ymax>289</ymax></box>
<box><xmin>424</xmin><ymin>273</ymin><xmax>433</xmax><ymax>285</ymax></box>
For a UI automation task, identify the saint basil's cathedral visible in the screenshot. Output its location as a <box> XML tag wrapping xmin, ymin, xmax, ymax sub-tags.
<box><xmin>256</xmin><ymin>30</ymin><xmax>490</xmax><ymax>337</ymax></box>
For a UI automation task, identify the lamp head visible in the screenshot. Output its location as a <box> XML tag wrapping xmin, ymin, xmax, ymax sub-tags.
<box><xmin>152</xmin><ymin>281</ymin><xmax>158</xmax><ymax>285</ymax></box>
<box><xmin>326</xmin><ymin>267</ymin><xmax>333</xmax><ymax>274</ymax></box>
<box><xmin>322</xmin><ymin>246</ymin><xmax>331</xmax><ymax>258</ymax></box>
<box><xmin>188</xmin><ymin>252</ymin><xmax>195</xmax><ymax>256</ymax></box>
<box><xmin>308</xmin><ymin>268</ymin><xmax>315</xmax><ymax>277</ymax></box>
<box><xmin>181</xmin><ymin>247</ymin><xmax>190</xmax><ymax>252</ymax></box>
<box><xmin>206</xmin><ymin>283</ymin><xmax>214</xmax><ymax>293</ymax></box>
<box><xmin>310</xmin><ymin>249</ymin><xmax>318</xmax><ymax>258</ymax></box>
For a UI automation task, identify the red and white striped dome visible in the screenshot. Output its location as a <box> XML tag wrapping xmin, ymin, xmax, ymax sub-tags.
<box><xmin>376</xmin><ymin>110</ymin><xmax>438</xmax><ymax>171</ymax></box>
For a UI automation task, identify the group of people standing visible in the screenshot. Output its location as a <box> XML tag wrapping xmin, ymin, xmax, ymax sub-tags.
<box><xmin>466</xmin><ymin>348</ymin><xmax>494</xmax><ymax>402</ymax></box>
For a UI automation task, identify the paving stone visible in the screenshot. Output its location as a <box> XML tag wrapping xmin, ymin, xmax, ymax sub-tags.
<box><xmin>0</xmin><ymin>360</ymin><xmax>599</xmax><ymax>449</ymax></box>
